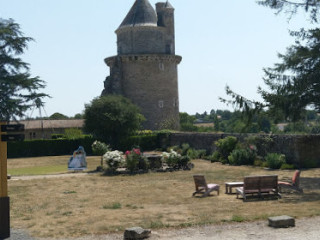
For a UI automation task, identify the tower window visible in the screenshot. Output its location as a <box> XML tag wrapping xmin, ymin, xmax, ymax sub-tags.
<box><xmin>166</xmin><ymin>44</ymin><xmax>171</xmax><ymax>54</ymax></box>
<box><xmin>158</xmin><ymin>100</ymin><xmax>164</xmax><ymax>108</ymax></box>
<box><xmin>173</xmin><ymin>98</ymin><xmax>179</xmax><ymax>107</ymax></box>
<box><xmin>159</xmin><ymin>63</ymin><xmax>164</xmax><ymax>71</ymax></box>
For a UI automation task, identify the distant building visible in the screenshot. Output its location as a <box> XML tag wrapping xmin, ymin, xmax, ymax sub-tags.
<box><xmin>101</xmin><ymin>0</ymin><xmax>182</xmax><ymax>130</ymax></box>
<box><xmin>14</xmin><ymin>119</ymin><xmax>84</xmax><ymax>140</ymax></box>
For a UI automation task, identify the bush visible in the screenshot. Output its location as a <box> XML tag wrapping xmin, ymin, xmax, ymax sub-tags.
<box><xmin>161</xmin><ymin>149</ymin><xmax>191</xmax><ymax>168</ymax></box>
<box><xmin>124</xmin><ymin>148</ymin><xmax>148</xmax><ymax>173</ymax></box>
<box><xmin>162</xmin><ymin>150</ymin><xmax>181</xmax><ymax>168</ymax></box>
<box><xmin>187</xmin><ymin>148</ymin><xmax>207</xmax><ymax>159</ymax></box>
<box><xmin>244</xmin><ymin>135</ymin><xmax>274</xmax><ymax>158</ymax></box>
<box><xmin>214</xmin><ymin>136</ymin><xmax>238</xmax><ymax>163</ymax></box>
<box><xmin>228</xmin><ymin>148</ymin><xmax>256</xmax><ymax>166</ymax></box>
<box><xmin>91</xmin><ymin>141</ymin><xmax>110</xmax><ymax>156</ymax></box>
<box><xmin>103</xmin><ymin>150</ymin><xmax>125</xmax><ymax>171</ymax></box>
<box><xmin>265</xmin><ymin>153</ymin><xmax>286</xmax><ymax>169</ymax></box>
<box><xmin>280</xmin><ymin>163</ymin><xmax>295</xmax><ymax>170</ymax></box>
<box><xmin>119</xmin><ymin>134</ymin><xmax>158</xmax><ymax>152</ymax></box>
<box><xmin>301</xmin><ymin>158</ymin><xmax>318</xmax><ymax>168</ymax></box>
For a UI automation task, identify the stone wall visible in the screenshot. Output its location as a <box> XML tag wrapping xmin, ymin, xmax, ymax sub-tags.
<box><xmin>167</xmin><ymin>132</ymin><xmax>320</xmax><ymax>167</ymax></box>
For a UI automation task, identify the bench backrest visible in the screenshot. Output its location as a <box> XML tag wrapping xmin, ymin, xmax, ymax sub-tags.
<box><xmin>193</xmin><ymin>175</ymin><xmax>208</xmax><ymax>191</ymax></box>
<box><xmin>243</xmin><ymin>176</ymin><xmax>260</xmax><ymax>191</ymax></box>
<box><xmin>243</xmin><ymin>175</ymin><xmax>278</xmax><ymax>192</ymax></box>
<box><xmin>260</xmin><ymin>175</ymin><xmax>278</xmax><ymax>191</ymax></box>
<box><xmin>292</xmin><ymin>170</ymin><xmax>301</xmax><ymax>187</ymax></box>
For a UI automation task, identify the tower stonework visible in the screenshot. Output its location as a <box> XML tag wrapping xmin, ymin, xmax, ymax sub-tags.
<box><xmin>101</xmin><ymin>0</ymin><xmax>181</xmax><ymax>130</ymax></box>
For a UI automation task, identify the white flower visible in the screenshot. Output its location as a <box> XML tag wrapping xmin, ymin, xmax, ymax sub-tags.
<box><xmin>103</xmin><ymin>150</ymin><xmax>125</xmax><ymax>168</ymax></box>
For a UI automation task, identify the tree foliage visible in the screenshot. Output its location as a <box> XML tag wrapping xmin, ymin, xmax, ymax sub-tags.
<box><xmin>49</xmin><ymin>112</ymin><xmax>69</xmax><ymax>120</ymax></box>
<box><xmin>84</xmin><ymin>95</ymin><xmax>145</xmax><ymax>147</ymax></box>
<box><xmin>221</xmin><ymin>1</ymin><xmax>320</xmax><ymax>125</ymax></box>
<box><xmin>259</xmin><ymin>28</ymin><xmax>320</xmax><ymax>121</ymax></box>
<box><xmin>257</xmin><ymin>0</ymin><xmax>320</xmax><ymax>22</ymax></box>
<box><xmin>0</xmin><ymin>18</ymin><xmax>48</xmax><ymax>121</ymax></box>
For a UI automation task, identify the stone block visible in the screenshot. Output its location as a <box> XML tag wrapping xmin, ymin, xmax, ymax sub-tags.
<box><xmin>124</xmin><ymin>227</ymin><xmax>151</xmax><ymax>240</ymax></box>
<box><xmin>268</xmin><ymin>215</ymin><xmax>295</xmax><ymax>228</ymax></box>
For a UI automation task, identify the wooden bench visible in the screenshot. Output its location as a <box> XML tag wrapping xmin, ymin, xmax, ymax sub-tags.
<box><xmin>236</xmin><ymin>175</ymin><xmax>281</xmax><ymax>201</ymax></box>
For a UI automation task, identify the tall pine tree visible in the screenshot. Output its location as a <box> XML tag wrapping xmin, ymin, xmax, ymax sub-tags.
<box><xmin>0</xmin><ymin>18</ymin><xmax>48</xmax><ymax>121</ymax></box>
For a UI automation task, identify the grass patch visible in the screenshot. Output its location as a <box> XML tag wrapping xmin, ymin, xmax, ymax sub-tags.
<box><xmin>8</xmin><ymin>165</ymin><xmax>67</xmax><ymax>176</ymax></box>
<box><xmin>7</xmin><ymin>157</ymin><xmax>320</xmax><ymax>238</ymax></box>
<box><xmin>102</xmin><ymin>202</ymin><xmax>122</xmax><ymax>210</ymax></box>
<box><xmin>8</xmin><ymin>156</ymin><xmax>100</xmax><ymax>175</ymax></box>
<box><xmin>231</xmin><ymin>215</ymin><xmax>245</xmax><ymax>222</ymax></box>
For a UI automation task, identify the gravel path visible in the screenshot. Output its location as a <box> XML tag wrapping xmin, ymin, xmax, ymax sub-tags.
<box><xmin>7</xmin><ymin>216</ymin><xmax>320</xmax><ymax>240</ymax></box>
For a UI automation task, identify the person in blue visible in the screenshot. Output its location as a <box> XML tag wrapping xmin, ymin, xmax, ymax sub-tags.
<box><xmin>68</xmin><ymin>146</ymin><xmax>87</xmax><ymax>170</ymax></box>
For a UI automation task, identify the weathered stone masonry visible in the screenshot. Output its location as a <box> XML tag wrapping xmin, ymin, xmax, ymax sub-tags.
<box><xmin>102</xmin><ymin>0</ymin><xmax>181</xmax><ymax>130</ymax></box>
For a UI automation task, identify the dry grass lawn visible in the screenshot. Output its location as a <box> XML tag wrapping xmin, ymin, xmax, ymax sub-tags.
<box><xmin>7</xmin><ymin>158</ymin><xmax>320</xmax><ymax>238</ymax></box>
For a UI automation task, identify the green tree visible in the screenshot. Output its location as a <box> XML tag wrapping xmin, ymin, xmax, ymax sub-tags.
<box><xmin>259</xmin><ymin>28</ymin><xmax>320</xmax><ymax>121</ymax></box>
<box><xmin>73</xmin><ymin>113</ymin><xmax>84</xmax><ymax>119</ymax></box>
<box><xmin>49</xmin><ymin>112</ymin><xmax>69</xmax><ymax>120</ymax></box>
<box><xmin>180</xmin><ymin>112</ymin><xmax>197</xmax><ymax>131</ymax></box>
<box><xmin>257</xmin><ymin>0</ymin><xmax>320</xmax><ymax>22</ymax></box>
<box><xmin>84</xmin><ymin>95</ymin><xmax>145</xmax><ymax>147</ymax></box>
<box><xmin>213</xmin><ymin>115</ymin><xmax>220</xmax><ymax>132</ymax></box>
<box><xmin>0</xmin><ymin>18</ymin><xmax>47</xmax><ymax>120</ymax></box>
<box><xmin>221</xmin><ymin>1</ymin><xmax>320</xmax><ymax>127</ymax></box>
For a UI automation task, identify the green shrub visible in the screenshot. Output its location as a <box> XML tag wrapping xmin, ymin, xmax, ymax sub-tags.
<box><xmin>265</xmin><ymin>153</ymin><xmax>286</xmax><ymax>169</ymax></box>
<box><xmin>253</xmin><ymin>158</ymin><xmax>264</xmax><ymax>167</ymax></box>
<box><xmin>228</xmin><ymin>148</ymin><xmax>256</xmax><ymax>166</ymax></box>
<box><xmin>244</xmin><ymin>135</ymin><xmax>274</xmax><ymax>158</ymax></box>
<box><xmin>161</xmin><ymin>149</ymin><xmax>190</xmax><ymax>168</ymax></box>
<box><xmin>119</xmin><ymin>134</ymin><xmax>158</xmax><ymax>151</ymax></box>
<box><xmin>91</xmin><ymin>141</ymin><xmax>110</xmax><ymax>156</ymax></box>
<box><xmin>301</xmin><ymin>159</ymin><xmax>318</xmax><ymax>168</ymax></box>
<box><xmin>214</xmin><ymin>136</ymin><xmax>238</xmax><ymax>163</ymax></box>
<box><xmin>280</xmin><ymin>163</ymin><xmax>295</xmax><ymax>170</ymax></box>
<box><xmin>180</xmin><ymin>123</ymin><xmax>198</xmax><ymax>132</ymax></box>
<box><xmin>177</xmin><ymin>155</ymin><xmax>191</xmax><ymax>169</ymax></box>
<box><xmin>210</xmin><ymin>151</ymin><xmax>224</xmax><ymax>163</ymax></box>
<box><xmin>187</xmin><ymin>148</ymin><xmax>207</xmax><ymax>159</ymax></box>
<box><xmin>125</xmin><ymin>148</ymin><xmax>146</xmax><ymax>173</ymax></box>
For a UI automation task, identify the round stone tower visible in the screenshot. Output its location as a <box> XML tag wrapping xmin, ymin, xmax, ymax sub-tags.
<box><xmin>102</xmin><ymin>0</ymin><xmax>182</xmax><ymax>130</ymax></box>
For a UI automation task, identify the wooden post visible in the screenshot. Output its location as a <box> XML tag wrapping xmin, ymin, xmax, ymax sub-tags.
<box><xmin>0</xmin><ymin>121</ymin><xmax>10</xmax><ymax>239</ymax></box>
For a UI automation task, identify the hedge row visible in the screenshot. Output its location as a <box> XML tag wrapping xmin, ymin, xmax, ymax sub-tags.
<box><xmin>8</xmin><ymin>136</ymin><xmax>95</xmax><ymax>158</ymax></box>
<box><xmin>7</xmin><ymin>132</ymin><xmax>173</xmax><ymax>158</ymax></box>
<box><xmin>118</xmin><ymin>132</ymin><xmax>171</xmax><ymax>151</ymax></box>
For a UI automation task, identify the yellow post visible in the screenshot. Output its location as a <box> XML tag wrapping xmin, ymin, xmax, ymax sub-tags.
<box><xmin>0</xmin><ymin>132</ymin><xmax>8</xmax><ymax>197</ymax></box>
<box><xmin>0</xmin><ymin>121</ymin><xmax>10</xmax><ymax>239</ymax></box>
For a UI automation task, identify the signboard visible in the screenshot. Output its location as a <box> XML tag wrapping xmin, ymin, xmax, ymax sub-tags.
<box><xmin>0</xmin><ymin>124</ymin><xmax>25</xmax><ymax>142</ymax></box>
<box><xmin>1</xmin><ymin>124</ymin><xmax>24</xmax><ymax>132</ymax></box>
<box><xmin>1</xmin><ymin>134</ymin><xmax>25</xmax><ymax>142</ymax></box>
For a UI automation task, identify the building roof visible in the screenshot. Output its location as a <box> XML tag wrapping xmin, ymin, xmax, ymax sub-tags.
<box><xmin>16</xmin><ymin>119</ymin><xmax>84</xmax><ymax>130</ymax></box>
<box><xmin>118</xmin><ymin>0</ymin><xmax>157</xmax><ymax>29</ymax></box>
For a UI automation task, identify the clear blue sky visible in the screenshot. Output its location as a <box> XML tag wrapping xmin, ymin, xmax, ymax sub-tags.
<box><xmin>0</xmin><ymin>0</ymin><xmax>312</xmax><ymax>118</ymax></box>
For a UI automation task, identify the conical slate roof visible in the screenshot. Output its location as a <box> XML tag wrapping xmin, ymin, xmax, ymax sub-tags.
<box><xmin>165</xmin><ymin>1</ymin><xmax>174</xmax><ymax>9</ymax></box>
<box><xmin>118</xmin><ymin>0</ymin><xmax>157</xmax><ymax>29</ymax></box>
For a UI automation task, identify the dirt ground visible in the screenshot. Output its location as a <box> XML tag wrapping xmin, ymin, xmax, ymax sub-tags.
<box><xmin>27</xmin><ymin>216</ymin><xmax>319</xmax><ymax>240</ymax></box>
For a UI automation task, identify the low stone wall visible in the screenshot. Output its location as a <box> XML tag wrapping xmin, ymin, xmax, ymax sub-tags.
<box><xmin>166</xmin><ymin>132</ymin><xmax>320</xmax><ymax>167</ymax></box>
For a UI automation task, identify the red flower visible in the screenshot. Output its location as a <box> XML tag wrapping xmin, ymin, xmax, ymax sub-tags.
<box><xmin>133</xmin><ymin>148</ymin><xmax>141</xmax><ymax>155</ymax></box>
<box><xmin>125</xmin><ymin>150</ymin><xmax>131</xmax><ymax>156</ymax></box>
